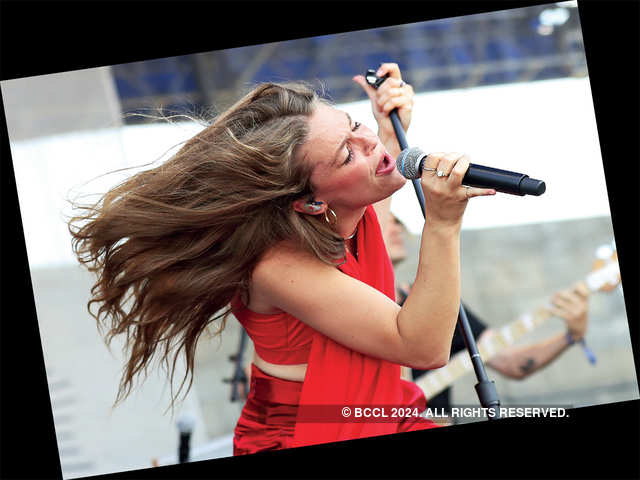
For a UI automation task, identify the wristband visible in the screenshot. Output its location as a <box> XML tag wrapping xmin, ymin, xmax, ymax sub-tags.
<box><xmin>565</xmin><ymin>331</ymin><xmax>576</xmax><ymax>346</ymax></box>
<box><xmin>567</xmin><ymin>332</ymin><xmax>597</xmax><ymax>364</ymax></box>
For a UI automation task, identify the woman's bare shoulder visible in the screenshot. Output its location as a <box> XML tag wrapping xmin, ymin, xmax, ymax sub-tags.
<box><xmin>254</xmin><ymin>240</ymin><xmax>327</xmax><ymax>280</ymax></box>
<box><xmin>249</xmin><ymin>240</ymin><xmax>329</xmax><ymax>312</ymax></box>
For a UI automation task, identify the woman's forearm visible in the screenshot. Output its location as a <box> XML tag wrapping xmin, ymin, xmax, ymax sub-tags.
<box><xmin>396</xmin><ymin>222</ymin><xmax>461</xmax><ymax>369</ymax></box>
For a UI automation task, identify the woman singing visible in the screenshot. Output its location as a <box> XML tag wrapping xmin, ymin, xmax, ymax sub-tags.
<box><xmin>69</xmin><ymin>63</ymin><xmax>495</xmax><ymax>455</ymax></box>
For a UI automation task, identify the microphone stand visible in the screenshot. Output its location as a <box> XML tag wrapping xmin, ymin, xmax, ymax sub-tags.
<box><xmin>366</xmin><ymin>70</ymin><xmax>501</xmax><ymax>420</ymax></box>
<box><xmin>176</xmin><ymin>413</ymin><xmax>196</xmax><ymax>463</ymax></box>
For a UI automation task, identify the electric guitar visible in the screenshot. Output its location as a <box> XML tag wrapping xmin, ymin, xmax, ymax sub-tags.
<box><xmin>415</xmin><ymin>243</ymin><xmax>621</xmax><ymax>400</ymax></box>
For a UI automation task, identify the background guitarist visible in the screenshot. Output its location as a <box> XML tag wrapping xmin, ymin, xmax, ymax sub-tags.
<box><xmin>382</xmin><ymin>211</ymin><xmax>590</xmax><ymax>417</ymax></box>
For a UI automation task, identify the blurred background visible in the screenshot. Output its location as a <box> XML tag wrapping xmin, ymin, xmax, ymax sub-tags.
<box><xmin>2</xmin><ymin>2</ymin><xmax>637</xmax><ymax>478</ymax></box>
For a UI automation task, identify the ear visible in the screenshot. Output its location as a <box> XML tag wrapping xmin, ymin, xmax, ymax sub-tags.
<box><xmin>293</xmin><ymin>198</ymin><xmax>327</xmax><ymax>216</ymax></box>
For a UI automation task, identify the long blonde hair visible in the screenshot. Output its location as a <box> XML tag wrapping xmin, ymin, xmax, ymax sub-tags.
<box><xmin>69</xmin><ymin>82</ymin><xmax>344</xmax><ymax>407</ymax></box>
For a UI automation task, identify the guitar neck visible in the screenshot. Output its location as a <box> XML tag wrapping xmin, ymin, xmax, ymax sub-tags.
<box><xmin>415</xmin><ymin>280</ymin><xmax>597</xmax><ymax>400</ymax></box>
<box><xmin>415</xmin><ymin>306</ymin><xmax>552</xmax><ymax>400</ymax></box>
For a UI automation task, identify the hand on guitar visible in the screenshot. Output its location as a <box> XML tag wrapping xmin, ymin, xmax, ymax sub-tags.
<box><xmin>481</xmin><ymin>282</ymin><xmax>592</xmax><ymax>380</ymax></box>
<box><xmin>549</xmin><ymin>283</ymin><xmax>590</xmax><ymax>343</ymax></box>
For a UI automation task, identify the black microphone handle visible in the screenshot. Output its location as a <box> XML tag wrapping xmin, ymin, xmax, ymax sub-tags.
<box><xmin>417</xmin><ymin>157</ymin><xmax>546</xmax><ymax>196</ymax></box>
<box><xmin>463</xmin><ymin>164</ymin><xmax>545</xmax><ymax>196</ymax></box>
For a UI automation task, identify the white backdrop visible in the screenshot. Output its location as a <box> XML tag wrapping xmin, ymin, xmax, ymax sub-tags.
<box><xmin>340</xmin><ymin>76</ymin><xmax>609</xmax><ymax>233</ymax></box>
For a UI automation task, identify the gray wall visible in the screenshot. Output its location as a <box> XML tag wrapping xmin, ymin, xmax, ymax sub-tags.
<box><xmin>31</xmin><ymin>265</ymin><xmax>210</xmax><ymax>478</ymax></box>
<box><xmin>2</xmin><ymin>67</ymin><xmax>122</xmax><ymax>141</ymax></box>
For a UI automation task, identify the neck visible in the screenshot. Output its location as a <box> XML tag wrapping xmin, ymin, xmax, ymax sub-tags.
<box><xmin>333</xmin><ymin>206</ymin><xmax>366</xmax><ymax>239</ymax></box>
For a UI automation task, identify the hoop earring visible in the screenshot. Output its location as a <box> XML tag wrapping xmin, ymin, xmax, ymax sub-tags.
<box><xmin>324</xmin><ymin>207</ymin><xmax>337</xmax><ymax>226</ymax></box>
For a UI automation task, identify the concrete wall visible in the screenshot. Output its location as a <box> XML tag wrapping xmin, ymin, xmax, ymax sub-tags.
<box><xmin>2</xmin><ymin>67</ymin><xmax>122</xmax><ymax>141</ymax></box>
<box><xmin>31</xmin><ymin>265</ymin><xmax>210</xmax><ymax>478</ymax></box>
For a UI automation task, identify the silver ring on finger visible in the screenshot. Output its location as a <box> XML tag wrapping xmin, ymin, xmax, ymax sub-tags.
<box><xmin>399</xmin><ymin>80</ymin><xmax>406</xmax><ymax>88</ymax></box>
<box><xmin>436</xmin><ymin>170</ymin><xmax>449</xmax><ymax>178</ymax></box>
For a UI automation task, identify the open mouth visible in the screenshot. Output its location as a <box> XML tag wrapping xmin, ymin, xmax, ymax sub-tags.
<box><xmin>375</xmin><ymin>151</ymin><xmax>396</xmax><ymax>176</ymax></box>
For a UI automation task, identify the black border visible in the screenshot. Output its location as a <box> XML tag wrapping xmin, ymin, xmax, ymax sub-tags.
<box><xmin>1</xmin><ymin>1</ymin><xmax>638</xmax><ymax>479</ymax></box>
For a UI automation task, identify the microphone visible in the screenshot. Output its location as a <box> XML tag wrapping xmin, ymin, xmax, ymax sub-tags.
<box><xmin>397</xmin><ymin>147</ymin><xmax>546</xmax><ymax>196</ymax></box>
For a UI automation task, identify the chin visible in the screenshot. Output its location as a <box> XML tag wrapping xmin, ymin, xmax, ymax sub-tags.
<box><xmin>371</xmin><ymin>181</ymin><xmax>405</xmax><ymax>206</ymax></box>
<box><xmin>388</xmin><ymin>171</ymin><xmax>407</xmax><ymax>193</ymax></box>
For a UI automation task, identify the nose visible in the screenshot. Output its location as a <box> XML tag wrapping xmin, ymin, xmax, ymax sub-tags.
<box><xmin>355</xmin><ymin>128</ymin><xmax>378</xmax><ymax>156</ymax></box>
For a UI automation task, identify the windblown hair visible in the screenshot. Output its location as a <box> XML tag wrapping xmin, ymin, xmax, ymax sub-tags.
<box><xmin>69</xmin><ymin>82</ymin><xmax>344</xmax><ymax>408</ymax></box>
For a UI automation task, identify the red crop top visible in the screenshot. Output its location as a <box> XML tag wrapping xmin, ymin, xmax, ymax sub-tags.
<box><xmin>231</xmin><ymin>298</ymin><xmax>314</xmax><ymax>365</ymax></box>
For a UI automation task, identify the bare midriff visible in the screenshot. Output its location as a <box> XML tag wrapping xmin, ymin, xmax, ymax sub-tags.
<box><xmin>253</xmin><ymin>351</ymin><xmax>307</xmax><ymax>382</ymax></box>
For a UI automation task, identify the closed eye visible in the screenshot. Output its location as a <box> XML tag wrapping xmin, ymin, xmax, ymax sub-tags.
<box><xmin>343</xmin><ymin>121</ymin><xmax>361</xmax><ymax>165</ymax></box>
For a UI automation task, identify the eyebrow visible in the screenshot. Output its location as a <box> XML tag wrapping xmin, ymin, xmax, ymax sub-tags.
<box><xmin>331</xmin><ymin>111</ymin><xmax>353</xmax><ymax>166</ymax></box>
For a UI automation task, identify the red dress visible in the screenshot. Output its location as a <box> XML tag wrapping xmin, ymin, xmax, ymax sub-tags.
<box><xmin>232</xmin><ymin>205</ymin><xmax>438</xmax><ymax>455</ymax></box>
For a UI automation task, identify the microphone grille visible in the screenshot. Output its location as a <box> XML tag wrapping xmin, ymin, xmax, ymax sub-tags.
<box><xmin>177</xmin><ymin>412</ymin><xmax>197</xmax><ymax>434</ymax></box>
<box><xmin>396</xmin><ymin>147</ymin><xmax>426</xmax><ymax>180</ymax></box>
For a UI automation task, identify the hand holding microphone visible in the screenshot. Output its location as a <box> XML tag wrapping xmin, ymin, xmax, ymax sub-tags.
<box><xmin>361</xmin><ymin>68</ymin><xmax>546</xmax><ymax>198</ymax></box>
<box><xmin>397</xmin><ymin>147</ymin><xmax>546</xmax><ymax>196</ymax></box>
<box><xmin>410</xmin><ymin>152</ymin><xmax>497</xmax><ymax>229</ymax></box>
